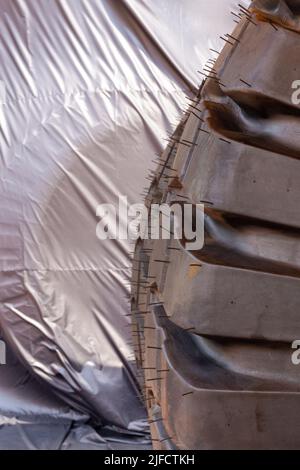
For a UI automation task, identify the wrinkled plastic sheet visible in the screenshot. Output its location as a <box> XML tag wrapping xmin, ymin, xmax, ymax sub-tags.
<box><xmin>0</xmin><ymin>0</ymin><xmax>241</xmax><ymax>449</ymax></box>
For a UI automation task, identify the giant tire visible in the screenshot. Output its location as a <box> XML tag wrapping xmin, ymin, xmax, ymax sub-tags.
<box><xmin>131</xmin><ymin>0</ymin><xmax>300</xmax><ymax>449</ymax></box>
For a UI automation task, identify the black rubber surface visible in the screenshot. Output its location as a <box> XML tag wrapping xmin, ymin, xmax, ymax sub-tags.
<box><xmin>131</xmin><ymin>1</ymin><xmax>300</xmax><ymax>449</ymax></box>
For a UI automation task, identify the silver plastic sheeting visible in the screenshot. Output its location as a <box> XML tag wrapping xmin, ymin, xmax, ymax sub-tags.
<box><xmin>0</xmin><ymin>0</ymin><xmax>240</xmax><ymax>449</ymax></box>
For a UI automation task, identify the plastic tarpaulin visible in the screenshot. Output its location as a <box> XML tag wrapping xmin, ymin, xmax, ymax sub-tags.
<box><xmin>0</xmin><ymin>0</ymin><xmax>242</xmax><ymax>449</ymax></box>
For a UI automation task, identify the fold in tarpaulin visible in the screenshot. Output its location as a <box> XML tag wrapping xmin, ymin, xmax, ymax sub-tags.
<box><xmin>0</xmin><ymin>0</ymin><xmax>242</xmax><ymax>449</ymax></box>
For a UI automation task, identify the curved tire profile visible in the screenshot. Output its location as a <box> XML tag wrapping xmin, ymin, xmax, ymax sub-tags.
<box><xmin>131</xmin><ymin>1</ymin><xmax>300</xmax><ymax>449</ymax></box>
